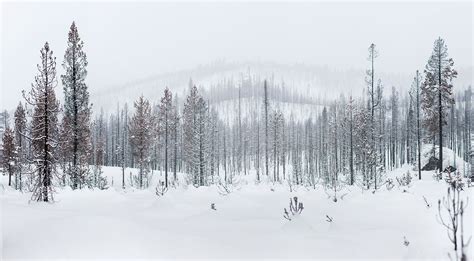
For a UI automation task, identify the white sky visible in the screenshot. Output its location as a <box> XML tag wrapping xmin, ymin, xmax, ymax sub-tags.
<box><xmin>1</xmin><ymin>1</ymin><xmax>472</xmax><ymax>110</ymax></box>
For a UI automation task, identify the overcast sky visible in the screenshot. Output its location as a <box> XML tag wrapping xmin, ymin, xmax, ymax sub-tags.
<box><xmin>1</xmin><ymin>1</ymin><xmax>472</xmax><ymax>110</ymax></box>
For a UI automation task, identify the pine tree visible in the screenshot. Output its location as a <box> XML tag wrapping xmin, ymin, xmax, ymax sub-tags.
<box><xmin>129</xmin><ymin>95</ymin><xmax>153</xmax><ymax>189</ymax></box>
<box><xmin>348</xmin><ymin>96</ymin><xmax>355</xmax><ymax>185</ymax></box>
<box><xmin>421</xmin><ymin>37</ymin><xmax>457</xmax><ymax>171</ymax></box>
<box><xmin>414</xmin><ymin>71</ymin><xmax>422</xmax><ymax>179</ymax></box>
<box><xmin>2</xmin><ymin>128</ymin><xmax>16</xmax><ymax>187</ymax></box>
<box><xmin>23</xmin><ymin>42</ymin><xmax>60</xmax><ymax>202</ymax></box>
<box><xmin>120</xmin><ymin>104</ymin><xmax>129</xmax><ymax>188</ymax></box>
<box><xmin>390</xmin><ymin>86</ymin><xmax>400</xmax><ymax>169</ymax></box>
<box><xmin>264</xmin><ymin>80</ymin><xmax>270</xmax><ymax>177</ymax></box>
<box><xmin>366</xmin><ymin>44</ymin><xmax>382</xmax><ymax>188</ymax></box>
<box><xmin>183</xmin><ymin>86</ymin><xmax>209</xmax><ymax>186</ymax></box>
<box><xmin>353</xmin><ymin>104</ymin><xmax>376</xmax><ymax>189</ymax></box>
<box><xmin>61</xmin><ymin>21</ymin><xmax>92</xmax><ymax>189</ymax></box>
<box><xmin>14</xmin><ymin>102</ymin><xmax>27</xmax><ymax>190</ymax></box>
<box><xmin>92</xmin><ymin>110</ymin><xmax>106</xmax><ymax>189</ymax></box>
<box><xmin>172</xmin><ymin>97</ymin><xmax>180</xmax><ymax>183</ymax></box>
<box><xmin>196</xmin><ymin>97</ymin><xmax>209</xmax><ymax>186</ymax></box>
<box><xmin>157</xmin><ymin>87</ymin><xmax>175</xmax><ymax>188</ymax></box>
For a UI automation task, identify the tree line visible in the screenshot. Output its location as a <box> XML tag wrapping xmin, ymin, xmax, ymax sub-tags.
<box><xmin>1</xmin><ymin>22</ymin><xmax>470</xmax><ymax>202</ymax></box>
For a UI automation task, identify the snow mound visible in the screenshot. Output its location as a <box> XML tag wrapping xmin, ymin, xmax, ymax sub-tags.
<box><xmin>419</xmin><ymin>144</ymin><xmax>469</xmax><ymax>174</ymax></box>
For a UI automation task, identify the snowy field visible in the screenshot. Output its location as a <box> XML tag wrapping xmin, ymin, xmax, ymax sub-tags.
<box><xmin>1</xmin><ymin>165</ymin><xmax>472</xmax><ymax>260</ymax></box>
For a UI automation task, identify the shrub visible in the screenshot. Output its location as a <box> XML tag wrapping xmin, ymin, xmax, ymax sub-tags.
<box><xmin>283</xmin><ymin>196</ymin><xmax>304</xmax><ymax>221</ymax></box>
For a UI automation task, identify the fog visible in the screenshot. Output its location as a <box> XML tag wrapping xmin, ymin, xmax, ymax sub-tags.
<box><xmin>1</xmin><ymin>1</ymin><xmax>472</xmax><ymax>110</ymax></box>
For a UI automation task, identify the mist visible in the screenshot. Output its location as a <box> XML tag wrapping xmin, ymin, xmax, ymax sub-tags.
<box><xmin>1</xmin><ymin>1</ymin><xmax>472</xmax><ymax>110</ymax></box>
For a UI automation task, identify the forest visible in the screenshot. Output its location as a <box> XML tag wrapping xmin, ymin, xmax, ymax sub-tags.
<box><xmin>1</xmin><ymin>20</ymin><xmax>472</xmax><ymax>260</ymax></box>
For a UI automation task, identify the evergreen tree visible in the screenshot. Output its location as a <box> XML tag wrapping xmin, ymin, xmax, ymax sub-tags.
<box><xmin>183</xmin><ymin>86</ymin><xmax>209</xmax><ymax>186</ymax></box>
<box><xmin>414</xmin><ymin>71</ymin><xmax>422</xmax><ymax>179</ymax></box>
<box><xmin>157</xmin><ymin>87</ymin><xmax>175</xmax><ymax>188</ymax></box>
<box><xmin>23</xmin><ymin>42</ymin><xmax>60</xmax><ymax>202</ymax></box>
<box><xmin>264</xmin><ymin>80</ymin><xmax>270</xmax><ymax>177</ymax></box>
<box><xmin>129</xmin><ymin>95</ymin><xmax>153</xmax><ymax>189</ymax></box>
<box><xmin>421</xmin><ymin>37</ymin><xmax>457</xmax><ymax>171</ymax></box>
<box><xmin>61</xmin><ymin>21</ymin><xmax>92</xmax><ymax>189</ymax></box>
<box><xmin>14</xmin><ymin>102</ymin><xmax>27</xmax><ymax>190</ymax></box>
<box><xmin>2</xmin><ymin>128</ymin><xmax>16</xmax><ymax>187</ymax></box>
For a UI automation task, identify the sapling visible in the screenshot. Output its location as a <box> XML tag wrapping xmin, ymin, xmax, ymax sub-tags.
<box><xmin>438</xmin><ymin>175</ymin><xmax>471</xmax><ymax>260</ymax></box>
<box><xmin>155</xmin><ymin>181</ymin><xmax>168</xmax><ymax>197</ymax></box>
<box><xmin>283</xmin><ymin>196</ymin><xmax>304</xmax><ymax>221</ymax></box>
<box><xmin>385</xmin><ymin>178</ymin><xmax>395</xmax><ymax>190</ymax></box>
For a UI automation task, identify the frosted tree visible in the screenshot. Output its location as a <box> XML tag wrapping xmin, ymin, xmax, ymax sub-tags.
<box><xmin>183</xmin><ymin>86</ymin><xmax>209</xmax><ymax>186</ymax></box>
<box><xmin>328</xmin><ymin>104</ymin><xmax>342</xmax><ymax>199</ymax></box>
<box><xmin>263</xmin><ymin>80</ymin><xmax>270</xmax><ymax>177</ymax></box>
<box><xmin>208</xmin><ymin>108</ymin><xmax>220</xmax><ymax>183</ymax></box>
<box><xmin>23</xmin><ymin>42</ymin><xmax>60</xmax><ymax>202</ymax></box>
<box><xmin>271</xmin><ymin>109</ymin><xmax>283</xmax><ymax>182</ymax></box>
<box><xmin>421</xmin><ymin>37</ymin><xmax>457</xmax><ymax>171</ymax></box>
<box><xmin>390</xmin><ymin>86</ymin><xmax>400</xmax><ymax>169</ymax></box>
<box><xmin>321</xmin><ymin>107</ymin><xmax>329</xmax><ymax>184</ymax></box>
<box><xmin>120</xmin><ymin>104</ymin><xmax>129</xmax><ymax>188</ymax></box>
<box><xmin>365</xmin><ymin>44</ymin><xmax>383</xmax><ymax>188</ymax></box>
<box><xmin>366</xmin><ymin>43</ymin><xmax>380</xmax><ymax>123</ymax></box>
<box><xmin>2</xmin><ymin>128</ymin><xmax>16</xmax><ymax>187</ymax></box>
<box><xmin>406</xmin><ymin>89</ymin><xmax>417</xmax><ymax>165</ymax></box>
<box><xmin>347</xmin><ymin>96</ymin><xmax>355</xmax><ymax>185</ymax></box>
<box><xmin>92</xmin><ymin>110</ymin><xmax>107</xmax><ymax>189</ymax></box>
<box><xmin>0</xmin><ymin>110</ymin><xmax>10</xmax><ymax>133</ymax></box>
<box><xmin>157</xmin><ymin>87</ymin><xmax>176</xmax><ymax>188</ymax></box>
<box><xmin>172</xmin><ymin>97</ymin><xmax>180</xmax><ymax>183</ymax></box>
<box><xmin>413</xmin><ymin>71</ymin><xmax>423</xmax><ymax>179</ymax></box>
<box><xmin>290</xmin><ymin>116</ymin><xmax>303</xmax><ymax>186</ymax></box>
<box><xmin>353</xmin><ymin>104</ymin><xmax>376</xmax><ymax>189</ymax></box>
<box><xmin>61</xmin><ymin>21</ymin><xmax>92</xmax><ymax>189</ymax></box>
<box><xmin>14</xmin><ymin>102</ymin><xmax>27</xmax><ymax>190</ymax></box>
<box><xmin>196</xmin><ymin>97</ymin><xmax>209</xmax><ymax>186</ymax></box>
<box><xmin>129</xmin><ymin>95</ymin><xmax>153</xmax><ymax>189</ymax></box>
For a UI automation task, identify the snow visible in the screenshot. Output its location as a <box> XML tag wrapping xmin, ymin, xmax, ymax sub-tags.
<box><xmin>420</xmin><ymin>144</ymin><xmax>469</xmax><ymax>174</ymax></box>
<box><xmin>1</xmin><ymin>164</ymin><xmax>472</xmax><ymax>259</ymax></box>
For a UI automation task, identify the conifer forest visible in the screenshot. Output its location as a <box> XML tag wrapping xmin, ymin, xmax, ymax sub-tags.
<box><xmin>1</xmin><ymin>1</ymin><xmax>472</xmax><ymax>260</ymax></box>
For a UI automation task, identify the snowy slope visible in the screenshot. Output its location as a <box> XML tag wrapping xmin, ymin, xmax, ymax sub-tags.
<box><xmin>210</xmin><ymin>96</ymin><xmax>325</xmax><ymax>124</ymax></box>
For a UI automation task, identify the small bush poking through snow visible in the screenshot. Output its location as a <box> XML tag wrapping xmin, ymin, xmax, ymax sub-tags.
<box><xmin>396</xmin><ymin>171</ymin><xmax>412</xmax><ymax>189</ymax></box>
<box><xmin>155</xmin><ymin>181</ymin><xmax>168</xmax><ymax>197</ymax></box>
<box><xmin>217</xmin><ymin>176</ymin><xmax>241</xmax><ymax>196</ymax></box>
<box><xmin>211</xmin><ymin>203</ymin><xmax>216</xmax><ymax>211</ymax></box>
<box><xmin>283</xmin><ymin>196</ymin><xmax>304</xmax><ymax>221</ymax></box>
<box><xmin>403</xmin><ymin>236</ymin><xmax>410</xmax><ymax>247</ymax></box>
<box><xmin>444</xmin><ymin>171</ymin><xmax>465</xmax><ymax>190</ymax></box>
<box><xmin>433</xmin><ymin>171</ymin><xmax>443</xmax><ymax>182</ymax></box>
<box><xmin>385</xmin><ymin>178</ymin><xmax>395</xmax><ymax>190</ymax></box>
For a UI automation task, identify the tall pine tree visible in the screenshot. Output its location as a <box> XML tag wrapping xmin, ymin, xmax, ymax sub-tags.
<box><xmin>23</xmin><ymin>42</ymin><xmax>60</xmax><ymax>202</ymax></box>
<box><xmin>421</xmin><ymin>37</ymin><xmax>457</xmax><ymax>171</ymax></box>
<box><xmin>129</xmin><ymin>95</ymin><xmax>153</xmax><ymax>189</ymax></box>
<box><xmin>61</xmin><ymin>22</ymin><xmax>92</xmax><ymax>189</ymax></box>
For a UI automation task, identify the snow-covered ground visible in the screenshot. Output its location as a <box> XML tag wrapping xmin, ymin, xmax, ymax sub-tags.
<box><xmin>1</xmin><ymin>165</ymin><xmax>472</xmax><ymax>260</ymax></box>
